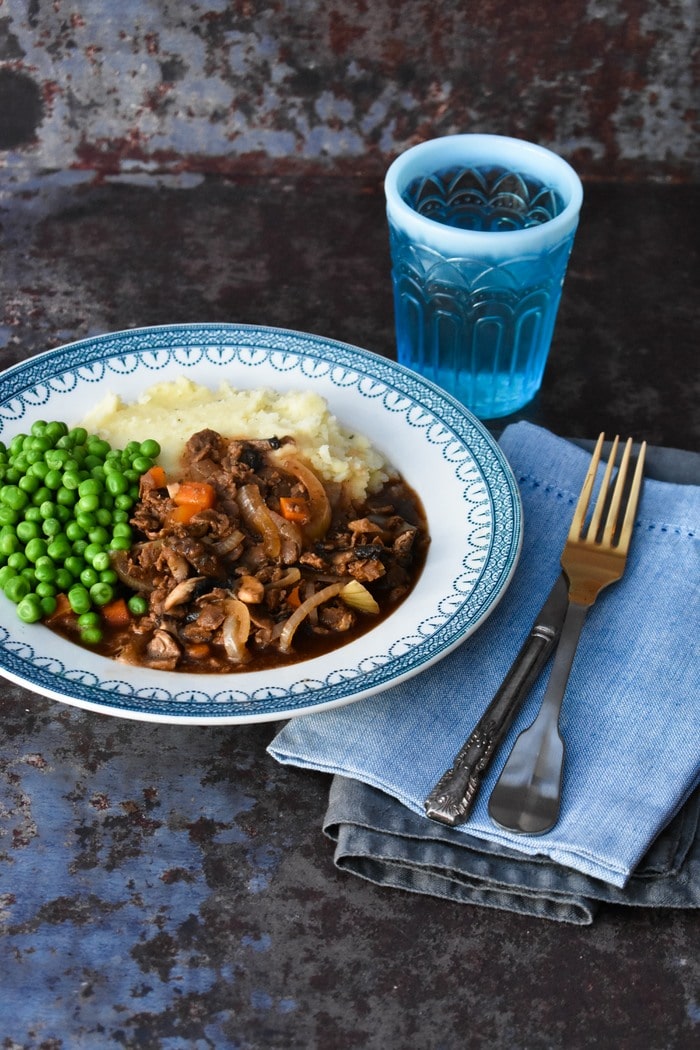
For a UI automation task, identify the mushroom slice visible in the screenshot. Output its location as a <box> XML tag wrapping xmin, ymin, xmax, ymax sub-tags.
<box><xmin>145</xmin><ymin>629</ymin><xmax>181</xmax><ymax>670</ymax></box>
<box><xmin>163</xmin><ymin>576</ymin><xmax>206</xmax><ymax>611</ymax></box>
<box><xmin>222</xmin><ymin>598</ymin><xmax>252</xmax><ymax>664</ymax></box>
<box><xmin>236</xmin><ymin>575</ymin><xmax>265</xmax><ymax>604</ymax></box>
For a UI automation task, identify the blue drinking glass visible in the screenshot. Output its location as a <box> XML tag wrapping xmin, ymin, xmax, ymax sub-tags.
<box><xmin>385</xmin><ymin>135</ymin><xmax>583</xmax><ymax>419</ymax></box>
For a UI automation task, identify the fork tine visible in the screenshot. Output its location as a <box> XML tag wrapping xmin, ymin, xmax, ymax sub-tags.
<box><xmin>601</xmin><ymin>437</ymin><xmax>632</xmax><ymax>545</ymax></box>
<box><xmin>568</xmin><ymin>432</ymin><xmax>605</xmax><ymax>541</ymax></box>
<box><xmin>587</xmin><ymin>435</ymin><xmax>619</xmax><ymax>541</ymax></box>
<box><xmin>616</xmin><ymin>440</ymin><xmax>647</xmax><ymax>554</ymax></box>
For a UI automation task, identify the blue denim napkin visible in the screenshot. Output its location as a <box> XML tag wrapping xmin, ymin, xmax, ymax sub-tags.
<box><xmin>269</xmin><ymin>424</ymin><xmax>700</xmax><ymax>909</ymax></box>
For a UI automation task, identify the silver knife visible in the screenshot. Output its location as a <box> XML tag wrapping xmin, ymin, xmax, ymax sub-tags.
<box><xmin>423</xmin><ymin>573</ymin><xmax>569</xmax><ymax>827</ymax></box>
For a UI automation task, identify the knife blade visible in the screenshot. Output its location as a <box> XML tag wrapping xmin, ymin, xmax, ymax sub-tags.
<box><xmin>423</xmin><ymin>573</ymin><xmax>569</xmax><ymax>827</ymax></box>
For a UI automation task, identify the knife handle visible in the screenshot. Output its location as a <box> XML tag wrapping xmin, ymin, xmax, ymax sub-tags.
<box><xmin>423</xmin><ymin>625</ymin><xmax>559</xmax><ymax>827</ymax></box>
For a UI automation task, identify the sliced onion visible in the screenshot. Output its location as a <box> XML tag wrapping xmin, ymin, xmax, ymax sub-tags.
<box><xmin>212</xmin><ymin>529</ymin><xmax>246</xmax><ymax>556</ymax></box>
<box><xmin>272</xmin><ymin>451</ymin><xmax>331</xmax><ymax>541</ymax></box>
<box><xmin>222</xmin><ymin>598</ymin><xmax>252</xmax><ymax>664</ymax></box>
<box><xmin>268</xmin><ymin>510</ymin><xmax>303</xmax><ymax>564</ymax></box>
<box><xmin>278</xmin><ymin>582</ymin><xmax>344</xmax><ymax>652</ymax></box>
<box><xmin>109</xmin><ymin>548</ymin><xmax>154</xmax><ymax>593</ymax></box>
<box><xmin>340</xmin><ymin>580</ymin><xmax>380</xmax><ymax>615</ymax></box>
<box><xmin>265</xmin><ymin>567</ymin><xmax>302</xmax><ymax>591</ymax></box>
<box><xmin>237</xmin><ymin>484</ymin><xmax>281</xmax><ymax>559</ymax></box>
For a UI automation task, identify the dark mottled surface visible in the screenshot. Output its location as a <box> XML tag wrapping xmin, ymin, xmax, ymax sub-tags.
<box><xmin>0</xmin><ymin>174</ymin><xmax>699</xmax><ymax>1048</ymax></box>
<box><xmin>0</xmin><ymin>0</ymin><xmax>698</xmax><ymax>181</ymax></box>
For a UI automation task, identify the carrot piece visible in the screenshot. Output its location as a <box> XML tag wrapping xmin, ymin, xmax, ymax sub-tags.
<box><xmin>185</xmin><ymin>643</ymin><xmax>211</xmax><ymax>660</ymax></box>
<box><xmin>141</xmin><ymin>465</ymin><xmax>168</xmax><ymax>491</ymax></box>
<box><xmin>166</xmin><ymin>480</ymin><xmax>217</xmax><ymax>524</ymax></box>
<box><xmin>169</xmin><ymin>503</ymin><xmax>199</xmax><ymax>524</ymax></box>
<box><xmin>279</xmin><ymin>496</ymin><xmax>311</xmax><ymax>524</ymax></box>
<box><xmin>45</xmin><ymin>592</ymin><xmax>75</xmax><ymax>626</ymax></box>
<box><xmin>101</xmin><ymin>597</ymin><xmax>131</xmax><ymax>628</ymax></box>
<box><xmin>286</xmin><ymin>585</ymin><xmax>302</xmax><ymax>609</ymax></box>
<box><xmin>172</xmin><ymin>481</ymin><xmax>216</xmax><ymax>510</ymax></box>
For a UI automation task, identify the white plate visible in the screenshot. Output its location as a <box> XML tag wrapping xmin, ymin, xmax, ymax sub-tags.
<box><xmin>0</xmin><ymin>324</ymin><xmax>522</xmax><ymax>724</ymax></box>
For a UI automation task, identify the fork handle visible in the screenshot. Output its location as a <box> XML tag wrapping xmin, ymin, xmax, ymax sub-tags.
<box><xmin>537</xmin><ymin>600</ymin><xmax>589</xmax><ymax>722</ymax></box>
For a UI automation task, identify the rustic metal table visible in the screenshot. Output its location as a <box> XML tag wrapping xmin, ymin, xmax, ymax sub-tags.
<box><xmin>1</xmin><ymin>174</ymin><xmax>698</xmax><ymax>1048</ymax></box>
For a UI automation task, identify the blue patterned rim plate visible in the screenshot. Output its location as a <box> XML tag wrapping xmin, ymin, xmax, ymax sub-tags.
<box><xmin>0</xmin><ymin>324</ymin><xmax>522</xmax><ymax>724</ymax></box>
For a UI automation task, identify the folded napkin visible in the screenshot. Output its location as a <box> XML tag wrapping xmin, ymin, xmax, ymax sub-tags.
<box><xmin>269</xmin><ymin>424</ymin><xmax>700</xmax><ymax>921</ymax></box>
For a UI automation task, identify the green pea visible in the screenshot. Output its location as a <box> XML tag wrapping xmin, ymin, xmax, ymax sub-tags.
<box><xmin>67</xmin><ymin>584</ymin><xmax>91</xmax><ymax>615</ymax></box>
<box><xmin>95</xmin><ymin>507</ymin><xmax>113</xmax><ymax>527</ymax></box>
<box><xmin>108</xmin><ymin>536</ymin><xmax>131</xmax><ymax>551</ymax></box>
<box><xmin>0</xmin><ymin>506</ymin><xmax>19</xmax><ymax>526</ymax></box>
<box><xmin>88</xmin><ymin>526</ymin><xmax>110</xmax><ymax>547</ymax></box>
<box><xmin>112</xmin><ymin>522</ymin><xmax>132</xmax><ymax>540</ymax></box>
<box><xmin>39</xmin><ymin>500</ymin><xmax>56</xmax><ymax>519</ymax></box>
<box><xmin>130</xmin><ymin>456</ymin><xmax>153</xmax><ymax>474</ymax></box>
<box><xmin>68</xmin><ymin>427</ymin><xmax>88</xmax><ymax>447</ymax></box>
<box><xmin>127</xmin><ymin>594</ymin><xmax>148</xmax><ymax>616</ymax></box>
<box><xmin>9</xmin><ymin>434</ymin><xmax>27</xmax><ymax>456</ymax></box>
<box><xmin>43</xmin><ymin>469</ymin><xmax>63</xmax><ymax>490</ymax></box>
<box><xmin>65</xmin><ymin>521</ymin><xmax>87</xmax><ymax>542</ymax></box>
<box><xmin>64</xmin><ymin>555</ymin><xmax>85</xmax><ymax>579</ymax></box>
<box><xmin>31</xmin><ymin>486</ymin><xmax>52</xmax><ymax>506</ymax></box>
<box><xmin>61</xmin><ymin>470</ymin><xmax>82</xmax><ymax>491</ymax></box>
<box><xmin>80</xmin><ymin>566</ymin><xmax>98</xmax><ymax>588</ymax></box>
<box><xmin>17</xmin><ymin>595</ymin><xmax>43</xmax><ymax>623</ymax></box>
<box><xmin>56</xmin><ymin>486</ymin><xmax>76</xmax><ymax>507</ymax></box>
<box><xmin>98</xmin><ymin>569</ymin><xmax>117</xmax><ymax>586</ymax></box>
<box><xmin>91</xmin><ymin>550</ymin><xmax>111</xmax><ymax>573</ymax></box>
<box><xmin>17</xmin><ymin>520</ymin><xmax>40</xmax><ymax>543</ymax></box>
<box><xmin>78</xmin><ymin>611</ymin><xmax>101</xmax><ymax>629</ymax></box>
<box><xmin>105</xmin><ymin>471</ymin><xmax>129</xmax><ymax>496</ymax></box>
<box><xmin>80</xmin><ymin>626</ymin><xmax>104</xmax><ymax>646</ymax></box>
<box><xmin>7</xmin><ymin>552</ymin><xmax>29</xmax><ymax>571</ymax></box>
<box><xmin>45</xmin><ymin>449</ymin><xmax>68</xmax><ymax>469</ymax></box>
<box><xmin>55</xmin><ymin>568</ymin><xmax>74</xmax><ymax>591</ymax></box>
<box><xmin>76</xmin><ymin>494</ymin><xmax>100</xmax><ymax>514</ymax></box>
<box><xmin>89</xmin><ymin>581</ymin><xmax>114</xmax><ymax>606</ymax></box>
<box><xmin>29</xmin><ymin>459</ymin><xmax>49</xmax><ymax>479</ymax></box>
<box><xmin>78</xmin><ymin>478</ymin><xmax>102</xmax><ymax>498</ymax></box>
<box><xmin>139</xmin><ymin>439</ymin><xmax>161</xmax><ymax>459</ymax></box>
<box><xmin>23</xmin><ymin>506</ymin><xmax>42</xmax><ymax>523</ymax></box>
<box><xmin>83</xmin><ymin>542</ymin><xmax>104</xmax><ymax>566</ymax></box>
<box><xmin>87</xmin><ymin>437</ymin><xmax>110</xmax><ymax>459</ymax></box>
<box><xmin>0</xmin><ymin>531</ymin><xmax>20</xmax><ymax>556</ymax></box>
<box><xmin>1</xmin><ymin>485</ymin><xmax>29</xmax><ymax>511</ymax></box>
<box><xmin>4</xmin><ymin>574</ymin><xmax>31</xmax><ymax>603</ymax></box>
<box><xmin>35</xmin><ymin>581</ymin><xmax>57</xmax><ymax>599</ymax></box>
<box><xmin>42</xmin><ymin>518</ymin><xmax>62</xmax><ymax>538</ymax></box>
<box><xmin>45</xmin><ymin>421</ymin><xmax>68</xmax><ymax>444</ymax></box>
<box><xmin>18</xmin><ymin>474</ymin><xmax>41</xmax><ymax>495</ymax></box>
<box><xmin>34</xmin><ymin>556</ymin><xmax>57</xmax><ymax>583</ymax></box>
<box><xmin>40</xmin><ymin>595</ymin><xmax>57</xmax><ymax>616</ymax></box>
<box><xmin>0</xmin><ymin>565</ymin><xmax>17</xmax><ymax>589</ymax></box>
<box><xmin>25</xmin><ymin>537</ymin><xmax>48</xmax><ymax>562</ymax></box>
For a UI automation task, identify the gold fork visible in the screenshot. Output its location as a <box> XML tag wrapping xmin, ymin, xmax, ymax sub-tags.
<box><xmin>488</xmin><ymin>433</ymin><xmax>647</xmax><ymax>835</ymax></box>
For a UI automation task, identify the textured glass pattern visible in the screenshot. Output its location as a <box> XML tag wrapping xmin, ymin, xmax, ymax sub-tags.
<box><xmin>404</xmin><ymin>164</ymin><xmax>566</xmax><ymax>232</ymax></box>
<box><xmin>389</xmin><ymin>220</ymin><xmax>577</xmax><ymax>418</ymax></box>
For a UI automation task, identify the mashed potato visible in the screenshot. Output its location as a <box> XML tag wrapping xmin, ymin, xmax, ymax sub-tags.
<box><xmin>82</xmin><ymin>376</ymin><xmax>391</xmax><ymax>499</ymax></box>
